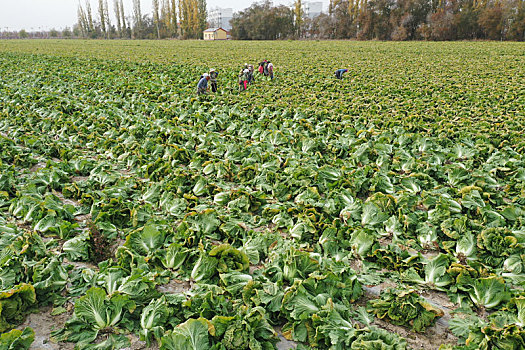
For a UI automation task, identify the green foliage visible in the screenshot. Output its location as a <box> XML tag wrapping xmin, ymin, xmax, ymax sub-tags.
<box><xmin>0</xmin><ymin>284</ymin><xmax>37</xmax><ymax>332</ymax></box>
<box><xmin>160</xmin><ymin>318</ymin><xmax>210</xmax><ymax>350</ymax></box>
<box><xmin>0</xmin><ymin>327</ymin><xmax>34</xmax><ymax>350</ymax></box>
<box><xmin>449</xmin><ymin>310</ymin><xmax>525</xmax><ymax>350</ymax></box>
<box><xmin>468</xmin><ymin>277</ymin><xmax>510</xmax><ymax>310</ymax></box>
<box><xmin>140</xmin><ymin>296</ymin><xmax>171</xmax><ymax>345</ymax></box>
<box><xmin>210</xmin><ymin>306</ymin><xmax>278</xmax><ymax>349</ymax></box>
<box><xmin>53</xmin><ymin>287</ymin><xmax>136</xmax><ymax>346</ymax></box>
<box><xmin>401</xmin><ymin>253</ymin><xmax>453</xmax><ymax>291</ymax></box>
<box><xmin>0</xmin><ymin>41</ymin><xmax>524</xmax><ymax>350</ymax></box>
<box><xmin>191</xmin><ymin>244</ymin><xmax>250</xmax><ymax>282</ymax></box>
<box><xmin>477</xmin><ymin>228</ymin><xmax>519</xmax><ymax>268</ymax></box>
<box><xmin>368</xmin><ymin>288</ymin><xmax>444</xmax><ymax>332</ymax></box>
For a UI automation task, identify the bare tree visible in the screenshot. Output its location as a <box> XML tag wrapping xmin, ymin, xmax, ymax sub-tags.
<box><xmin>104</xmin><ymin>0</ymin><xmax>111</xmax><ymax>38</ymax></box>
<box><xmin>170</xmin><ymin>0</ymin><xmax>178</xmax><ymax>36</ymax></box>
<box><xmin>86</xmin><ymin>0</ymin><xmax>95</xmax><ymax>34</ymax></box>
<box><xmin>119</xmin><ymin>0</ymin><xmax>128</xmax><ymax>37</ymax></box>
<box><xmin>133</xmin><ymin>0</ymin><xmax>143</xmax><ymax>38</ymax></box>
<box><xmin>114</xmin><ymin>0</ymin><xmax>122</xmax><ymax>37</ymax></box>
<box><xmin>77</xmin><ymin>3</ymin><xmax>89</xmax><ymax>37</ymax></box>
<box><xmin>98</xmin><ymin>0</ymin><xmax>107</xmax><ymax>38</ymax></box>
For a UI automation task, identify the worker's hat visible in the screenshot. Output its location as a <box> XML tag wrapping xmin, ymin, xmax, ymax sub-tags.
<box><xmin>203</xmin><ymin>73</ymin><xmax>209</xmax><ymax>77</ymax></box>
<box><xmin>210</xmin><ymin>68</ymin><xmax>215</xmax><ymax>72</ymax></box>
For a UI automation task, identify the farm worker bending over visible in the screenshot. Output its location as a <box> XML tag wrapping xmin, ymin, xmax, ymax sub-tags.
<box><xmin>335</xmin><ymin>69</ymin><xmax>348</xmax><ymax>79</ymax></box>
<box><xmin>209</xmin><ymin>69</ymin><xmax>219</xmax><ymax>93</ymax></box>
<box><xmin>247</xmin><ymin>64</ymin><xmax>255</xmax><ymax>84</ymax></box>
<box><xmin>239</xmin><ymin>69</ymin><xmax>249</xmax><ymax>91</ymax></box>
<box><xmin>267</xmin><ymin>61</ymin><xmax>274</xmax><ymax>80</ymax></box>
<box><xmin>258</xmin><ymin>60</ymin><xmax>267</xmax><ymax>74</ymax></box>
<box><xmin>197</xmin><ymin>73</ymin><xmax>210</xmax><ymax>95</ymax></box>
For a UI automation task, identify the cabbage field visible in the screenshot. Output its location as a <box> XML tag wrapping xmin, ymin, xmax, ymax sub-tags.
<box><xmin>0</xmin><ymin>40</ymin><xmax>524</xmax><ymax>350</ymax></box>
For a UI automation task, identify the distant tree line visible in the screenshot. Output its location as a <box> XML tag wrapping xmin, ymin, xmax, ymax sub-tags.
<box><xmin>232</xmin><ymin>0</ymin><xmax>525</xmax><ymax>40</ymax></box>
<box><xmin>3</xmin><ymin>0</ymin><xmax>522</xmax><ymax>40</ymax></box>
<box><xmin>231</xmin><ymin>2</ymin><xmax>295</xmax><ymax>40</ymax></box>
<box><xmin>76</xmin><ymin>0</ymin><xmax>206</xmax><ymax>39</ymax></box>
<box><xmin>0</xmin><ymin>29</ymin><xmax>74</xmax><ymax>40</ymax></box>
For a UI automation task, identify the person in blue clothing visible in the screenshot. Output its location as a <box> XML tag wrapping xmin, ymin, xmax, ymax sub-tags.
<box><xmin>335</xmin><ymin>68</ymin><xmax>348</xmax><ymax>79</ymax></box>
<box><xmin>197</xmin><ymin>73</ymin><xmax>210</xmax><ymax>95</ymax></box>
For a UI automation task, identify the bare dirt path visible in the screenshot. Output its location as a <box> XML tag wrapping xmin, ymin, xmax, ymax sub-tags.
<box><xmin>18</xmin><ymin>307</ymin><xmax>73</xmax><ymax>350</ymax></box>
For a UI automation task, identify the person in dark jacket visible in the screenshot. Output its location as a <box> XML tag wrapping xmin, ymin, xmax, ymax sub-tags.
<box><xmin>335</xmin><ymin>69</ymin><xmax>348</xmax><ymax>79</ymax></box>
<box><xmin>209</xmin><ymin>69</ymin><xmax>219</xmax><ymax>93</ymax></box>
<box><xmin>247</xmin><ymin>64</ymin><xmax>255</xmax><ymax>84</ymax></box>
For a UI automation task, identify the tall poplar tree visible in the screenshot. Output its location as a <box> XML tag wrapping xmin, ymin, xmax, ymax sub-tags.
<box><xmin>98</xmin><ymin>0</ymin><xmax>107</xmax><ymax>38</ymax></box>
<box><xmin>133</xmin><ymin>0</ymin><xmax>143</xmax><ymax>38</ymax></box>
<box><xmin>86</xmin><ymin>1</ymin><xmax>95</xmax><ymax>34</ymax></box>
<box><xmin>170</xmin><ymin>0</ymin><xmax>178</xmax><ymax>36</ymax></box>
<box><xmin>294</xmin><ymin>0</ymin><xmax>304</xmax><ymax>37</ymax></box>
<box><xmin>119</xmin><ymin>0</ymin><xmax>128</xmax><ymax>37</ymax></box>
<box><xmin>153</xmin><ymin>0</ymin><xmax>161</xmax><ymax>38</ymax></box>
<box><xmin>114</xmin><ymin>0</ymin><xmax>122</xmax><ymax>37</ymax></box>
<box><xmin>160</xmin><ymin>0</ymin><xmax>177</xmax><ymax>37</ymax></box>
<box><xmin>161</xmin><ymin>0</ymin><xmax>169</xmax><ymax>36</ymax></box>
<box><xmin>197</xmin><ymin>0</ymin><xmax>207</xmax><ymax>36</ymax></box>
<box><xmin>104</xmin><ymin>0</ymin><xmax>111</xmax><ymax>38</ymax></box>
<box><xmin>179</xmin><ymin>0</ymin><xmax>190</xmax><ymax>38</ymax></box>
<box><xmin>77</xmin><ymin>4</ymin><xmax>89</xmax><ymax>37</ymax></box>
<box><xmin>191</xmin><ymin>0</ymin><xmax>200</xmax><ymax>36</ymax></box>
<box><xmin>179</xmin><ymin>0</ymin><xmax>206</xmax><ymax>38</ymax></box>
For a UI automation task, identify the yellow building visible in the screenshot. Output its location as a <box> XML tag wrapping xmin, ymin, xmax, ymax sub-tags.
<box><xmin>203</xmin><ymin>28</ymin><xmax>228</xmax><ymax>40</ymax></box>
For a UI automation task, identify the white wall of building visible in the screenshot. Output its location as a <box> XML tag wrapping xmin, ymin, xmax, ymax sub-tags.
<box><xmin>208</xmin><ymin>8</ymin><xmax>233</xmax><ymax>30</ymax></box>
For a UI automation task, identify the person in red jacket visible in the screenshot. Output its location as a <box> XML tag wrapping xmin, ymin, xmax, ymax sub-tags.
<box><xmin>258</xmin><ymin>60</ymin><xmax>267</xmax><ymax>75</ymax></box>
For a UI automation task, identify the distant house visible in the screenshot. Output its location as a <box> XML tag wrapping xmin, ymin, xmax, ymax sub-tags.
<box><xmin>203</xmin><ymin>28</ymin><xmax>228</xmax><ymax>40</ymax></box>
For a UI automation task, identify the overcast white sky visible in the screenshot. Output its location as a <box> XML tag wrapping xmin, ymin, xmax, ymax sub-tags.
<box><xmin>0</xmin><ymin>0</ymin><xmax>329</xmax><ymax>31</ymax></box>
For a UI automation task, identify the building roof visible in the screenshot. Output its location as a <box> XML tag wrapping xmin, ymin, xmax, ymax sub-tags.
<box><xmin>203</xmin><ymin>27</ymin><xmax>227</xmax><ymax>33</ymax></box>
